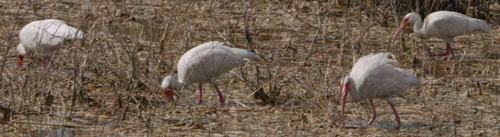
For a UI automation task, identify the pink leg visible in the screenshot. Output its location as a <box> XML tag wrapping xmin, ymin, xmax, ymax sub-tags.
<box><xmin>50</xmin><ymin>62</ymin><xmax>55</xmax><ymax>70</ymax></box>
<box><xmin>213</xmin><ymin>84</ymin><xmax>225</xmax><ymax>104</ymax></box>
<box><xmin>197</xmin><ymin>83</ymin><xmax>203</xmax><ymax>104</ymax></box>
<box><xmin>367</xmin><ymin>100</ymin><xmax>377</xmax><ymax>125</ymax></box>
<box><xmin>42</xmin><ymin>57</ymin><xmax>49</xmax><ymax>70</ymax></box>
<box><xmin>445</xmin><ymin>44</ymin><xmax>454</xmax><ymax>57</ymax></box>
<box><xmin>387</xmin><ymin>101</ymin><xmax>401</xmax><ymax>130</ymax></box>
<box><xmin>42</xmin><ymin>56</ymin><xmax>55</xmax><ymax>70</ymax></box>
<box><xmin>430</xmin><ymin>43</ymin><xmax>453</xmax><ymax>57</ymax></box>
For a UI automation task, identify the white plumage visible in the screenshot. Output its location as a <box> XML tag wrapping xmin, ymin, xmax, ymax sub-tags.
<box><xmin>391</xmin><ymin>11</ymin><xmax>490</xmax><ymax>57</ymax></box>
<box><xmin>341</xmin><ymin>52</ymin><xmax>420</xmax><ymax>129</ymax></box>
<box><xmin>161</xmin><ymin>41</ymin><xmax>259</xmax><ymax>104</ymax></box>
<box><xmin>17</xmin><ymin>19</ymin><xmax>84</xmax><ymax>69</ymax></box>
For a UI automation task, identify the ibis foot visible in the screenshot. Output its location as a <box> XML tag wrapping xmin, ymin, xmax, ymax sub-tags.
<box><xmin>430</xmin><ymin>44</ymin><xmax>454</xmax><ymax>58</ymax></box>
<box><xmin>429</xmin><ymin>52</ymin><xmax>450</xmax><ymax>57</ymax></box>
<box><xmin>394</xmin><ymin>124</ymin><xmax>401</xmax><ymax>130</ymax></box>
<box><xmin>196</xmin><ymin>98</ymin><xmax>203</xmax><ymax>105</ymax></box>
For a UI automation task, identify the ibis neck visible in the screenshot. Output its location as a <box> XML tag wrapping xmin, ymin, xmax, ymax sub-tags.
<box><xmin>16</xmin><ymin>44</ymin><xmax>27</xmax><ymax>56</ymax></box>
<box><xmin>412</xmin><ymin>17</ymin><xmax>425</xmax><ymax>37</ymax></box>
<box><xmin>172</xmin><ymin>78</ymin><xmax>189</xmax><ymax>90</ymax></box>
<box><xmin>344</xmin><ymin>77</ymin><xmax>361</xmax><ymax>101</ymax></box>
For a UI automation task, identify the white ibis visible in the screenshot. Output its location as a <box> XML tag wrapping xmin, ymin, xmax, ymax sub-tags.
<box><xmin>341</xmin><ymin>52</ymin><xmax>420</xmax><ymax>129</ymax></box>
<box><xmin>17</xmin><ymin>19</ymin><xmax>84</xmax><ymax>69</ymax></box>
<box><xmin>391</xmin><ymin>11</ymin><xmax>490</xmax><ymax>57</ymax></box>
<box><xmin>161</xmin><ymin>41</ymin><xmax>259</xmax><ymax>105</ymax></box>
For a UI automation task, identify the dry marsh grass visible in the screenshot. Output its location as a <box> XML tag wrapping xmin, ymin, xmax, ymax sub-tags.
<box><xmin>0</xmin><ymin>0</ymin><xmax>499</xmax><ymax>136</ymax></box>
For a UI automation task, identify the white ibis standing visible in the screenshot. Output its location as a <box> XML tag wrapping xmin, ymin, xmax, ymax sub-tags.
<box><xmin>161</xmin><ymin>41</ymin><xmax>259</xmax><ymax>105</ymax></box>
<box><xmin>341</xmin><ymin>52</ymin><xmax>420</xmax><ymax>129</ymax></box>
<box><xmin>391</xmin><ymin>11</ymin><xmax>490</xmax><ymax>57</ymax></box>
<box><xmin>17</xmin><ymin>19</ymin><xmax>84</xmax><ymax>69</ymax></box>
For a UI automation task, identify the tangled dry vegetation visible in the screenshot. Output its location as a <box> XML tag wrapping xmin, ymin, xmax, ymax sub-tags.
<box><xmin>0</xmin><ymin>0</ymin><xmax>499</xmax><ymax>136</ymax></box>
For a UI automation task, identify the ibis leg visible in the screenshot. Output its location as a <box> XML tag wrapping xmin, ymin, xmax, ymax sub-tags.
<box><xmin>43</xmin><ymin>57</ymin><xmax>49</xmax><ymax>70</ymax></box>
<box><xmin>445</xmin><ymin>43</ymin><xmax>454</xmax><ymax>57</ymax></box>
<box><xmin>386</xmin><ymin>99</ymin><xmax>401</xmax><ymax>130</ymax></box>
<box><xmin>367</xmin><ymin>99</ymin><xmax>377</xmax><ymax>125</ymax></box>
<box><xmin>430</xmin><ymin>43</ymin><xmax>453</xmax><ymax>57</ymax></box>
<box><xmin>42</xmin><ymin>56</ymin><xmax>56</xmax><ymax>70</ymax></box>
<box><xmin>213</xmin><ymin>84</ymin><xmax>225</xmax><ymax>104</ymax></box>
<box><xmin>197</xmin><ymin>83</ymin><xmax>203</xmax><ymax>104</ymax></box>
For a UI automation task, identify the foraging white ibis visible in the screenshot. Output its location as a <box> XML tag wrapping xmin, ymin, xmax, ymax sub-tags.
<box><xmin>391</xmin><ymin>11</ymin><xmax>490</xmax><ymax>57</ymax></box>
<box><xmin>161</xmin><ymin>41</ymin><xmax>259</xmax><ymax>105</ymax></box>
<box><xmin>17</xmin><ymin>19</ymin><xmax>84</xmax><ymax>69</ymax></box>
<box><xmin>341</xmin><ymin>52</ymin><xmax>420</xmax><ymax>129</ymax></box>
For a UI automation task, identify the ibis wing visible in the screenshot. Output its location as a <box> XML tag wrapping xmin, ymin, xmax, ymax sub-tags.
<box><xmin>20</xmin><ymin>19</ymin><xmax>82</xmax><ymax>49</ymax></box>
<box><xmin>349</xmin><ymin>53</ymin><xmax>396</xmax><ymax>85</ymax></box>
<box><xmin>357</xmin><ymin>64</ymin><xmax>420</xmax><ymax>99</ymax></box>
<box><xmin>425</xmin><ymin>11</ymin><xmax>490</xmax><ymax>41</ymax></box>
<box><xmin>196</xmin><ymin>48</ymin><xmax>246</xmax><ymax>78</ymax></box>
<box><xmin>45</xmin><ymin>23</ymin><xmax>83</xmax><ymax>40</ymax></box>
<box><xmin>178</xmin><ymin>43</ymin><xmax>247</xmax><ymax>84</ymax></box>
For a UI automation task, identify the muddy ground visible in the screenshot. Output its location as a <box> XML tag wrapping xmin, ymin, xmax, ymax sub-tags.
<box><xmin>0</xmin><ymin>0</ymin><xmax>499</xmax><ymax>136</ymax></box>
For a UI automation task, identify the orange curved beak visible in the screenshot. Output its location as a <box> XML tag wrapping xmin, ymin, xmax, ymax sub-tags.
<box><xmin>341</xmin><ymin>81</ymin><xmax>350</xmax><ymax>126</ymax></box>
<box><xmin>18</xmin><ymin>55</ymin><xmax>24</xmax><ymax>66</ymax></box>
<box><xmin>391</xmin><ymin>19</ymin><xmax>409</xmax><ymax>45</ymax></box>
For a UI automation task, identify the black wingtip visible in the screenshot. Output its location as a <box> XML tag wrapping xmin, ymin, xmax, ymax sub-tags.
<box><xmin>249</xmin><ymin>49</ymin><xmax>255</xmax><ymax>53</ymax></box>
